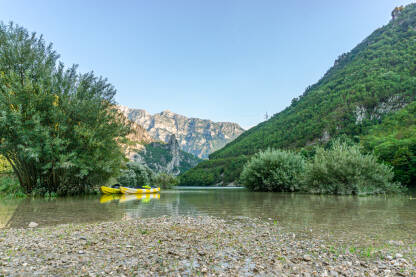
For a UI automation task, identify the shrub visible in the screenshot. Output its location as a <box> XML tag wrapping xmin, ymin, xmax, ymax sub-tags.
<box><xmin>0</xmin><ymin>155</ymin><xmax>12</xmax><ymax>174</ymax></box>
<box><xmin>153</xmin><ymin>173</ymin><xmax>179</xmax><ymax>189</ymax></box>
<box><xmin>240</xmin><ymin>149</ymin><xmax>305</xmax><ymax>192</ymax></box>
<box><xmin>118</xmin><ymin>162</ymin><xmax>154</xmax><ymax>187</ymax></box>
<box><xmin>301</xmin><ymin>140</ymin><xmax>404</xmax><ymax>195</ymax></box>
<box><xmin>0</xmin><ymin>175</ymin><xmax>26</xmax><ymax>199</ymax></box>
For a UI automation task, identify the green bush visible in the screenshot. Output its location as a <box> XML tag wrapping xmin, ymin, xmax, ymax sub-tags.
<box><xmin>153</xmin><ymin>173</ymin><xmax>179</xmax><ymax>189</ymax></box>
<box><xmin>118</xmin><ymin>162</ymin><xmax>154</xmax><ymax>187</ymax></box>
<box><xmin>0</xmin><ymin>155</ymin><xmax>12</xmax><ymax>174</ymax></box>
<box><xmin>302</xmin><ymin>140</ymin><xmax>404</xmax><ymax>195</ymax></box>
<box><xmin>240</xmin><ymin>149</ymin><xmax>305</xmax><ymax>192</ymax></box>
<box><xmin>0</xmin><ymin>175</ymin><xmax>26</xmax><ymax>199</ymax></box>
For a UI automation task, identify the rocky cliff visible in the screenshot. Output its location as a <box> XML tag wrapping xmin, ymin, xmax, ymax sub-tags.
<box><xmin>117</xmin><ymin>107</ymin><xmax>154</xmax><ymax>160</ymax></box>
<box><xmin>119</xmin><ymin>106</ymin><xmax>244</xmax><ymax>159</ymax></box>
<box><xmin>132</xmin><ymin>135</ymin><xmax>202</xmax><ymax>175</ymax></box>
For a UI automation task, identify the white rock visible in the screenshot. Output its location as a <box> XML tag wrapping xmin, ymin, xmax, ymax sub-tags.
<box><xmin>28</xmin><ymin>222</ymin><xmax>38</xmax><ymax>228</ymax></box>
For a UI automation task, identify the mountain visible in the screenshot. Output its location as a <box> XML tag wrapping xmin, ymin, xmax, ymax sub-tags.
<box><xmin>119</xmin><ymin>106</ymin><xmax>244</xmax><ymax>159</ymax></box>
<box><xmin>132</xmin><ymin>135</ymin><xmax>202</xmax><ymax>175</ymax></box>
<box><xmin>181</xmin><ymin>4</ymin><xmax>416</xmax><ymax>186</ymax></box>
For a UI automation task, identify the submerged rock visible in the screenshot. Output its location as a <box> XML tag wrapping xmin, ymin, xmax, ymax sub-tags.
<box><xmin>28</xmin><ymin>222</ymin><xmax>38</xmax><ymax>228</ymax></box>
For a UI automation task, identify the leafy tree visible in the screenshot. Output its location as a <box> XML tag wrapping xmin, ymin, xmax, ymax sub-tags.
<box><xmin>118</xmin><ymin>162</ymin><xmax>154</xmax><ymax>187</ymax></box>
<box><xmin>240</xmin><ymin>149</ymin><xmax>305</xmax><ymax>192</ymax></box>
<box><xmin>0</xmin><ymin>22</ymin><xmax>131</xmax><ymax>195</ymax></box>
<box><xmin>153</xmin><ymin>172</ymin><xmax>178</xmax><ymax>189</ymax></box>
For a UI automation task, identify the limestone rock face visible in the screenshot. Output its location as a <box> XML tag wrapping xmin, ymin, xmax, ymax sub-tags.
<box><xmin>120</xmin><ymin>106</ymin><xmax>245</xmax><ymax>159</ymax></box>
<box><xmin>117</xmin><ymin>106</ymin><xmax>154</xmax><ymax>159</ymax></box>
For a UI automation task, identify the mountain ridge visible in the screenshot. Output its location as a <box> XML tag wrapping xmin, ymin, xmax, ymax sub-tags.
<box><xmin>181</xmin><ymin>3</ymin><xmax>416</xmax><ymax>186</ymax></box>
<box><xmin>119</xmin><ymin>106</ymin><xmax>245</xmax><ymax>159</ymax></box>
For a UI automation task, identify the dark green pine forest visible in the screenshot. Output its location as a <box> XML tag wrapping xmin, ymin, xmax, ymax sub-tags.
<box><xmin>180</xmin><ymin>4</ymin><xmax>416</xmax><ymax>187</ymax></box>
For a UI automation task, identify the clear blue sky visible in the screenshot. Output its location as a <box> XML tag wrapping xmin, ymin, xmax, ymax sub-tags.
<box><xmin>0</xmin><ymin>0</ymin><xmax>414</xmax><ymax>129</ymax></box>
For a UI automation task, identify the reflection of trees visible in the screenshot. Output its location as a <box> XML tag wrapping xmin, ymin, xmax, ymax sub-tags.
<box><xmin>0</xmin><ymin>200</ymin><xmax>21</xmax><ymax>228</ymax></box>
<box><xmin>5</xmin><ymin>196</ymin><xmax>124</xmax><ymax>228</ymax></box>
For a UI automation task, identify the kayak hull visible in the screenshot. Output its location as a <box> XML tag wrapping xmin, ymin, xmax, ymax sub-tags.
<box><xmin>100</xmin><ymin>186</ymin><xmax>121</xmax><ymax>194</ymax></box>
<box><xmin>120</xmin><ymin>186</ymin><xmax>161</xmax><ymax>194</ymax></box>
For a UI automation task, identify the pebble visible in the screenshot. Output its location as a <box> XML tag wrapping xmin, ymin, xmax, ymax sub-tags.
<box><xmin>388</xmin><ymin>240</ymin><xmax>404</xmax><ymax>246</ymax></box>
<box><xmin>28</xmin><ymin>222</ymin><xmax>38</xmax><ymax>228</ymax></box>
<box><xmin>303</xmin><ymin>255</ymin><xmax>312</xmax><ymax>262</ymax></box>
<box><xmin>329</xmin><ymin>270</ymin><xmax>338</xmax><ymax>277</ymax></box>
<box><xmin>0</xmin><ymin>216</ymin><xmax>413</xmax><ymax>276</ymax></box>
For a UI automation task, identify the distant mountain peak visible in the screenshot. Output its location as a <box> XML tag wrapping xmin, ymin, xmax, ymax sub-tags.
<box><xmin>119</xmin><ymin>107</ymin><xmax>244</xmax><ymax>158</ymax></box>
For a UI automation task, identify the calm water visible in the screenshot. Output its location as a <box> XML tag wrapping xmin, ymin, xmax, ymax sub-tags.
<box><xmin>1</xmin><ymin>187</ymin><xmax>415</xmax><ymax>244</ymax></box>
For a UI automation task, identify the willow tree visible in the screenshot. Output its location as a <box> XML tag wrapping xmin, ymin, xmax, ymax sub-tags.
<box><xmin>0</xmin><ymin>22</ymin><xmax>131</xmax><ymax>195</ymax></box>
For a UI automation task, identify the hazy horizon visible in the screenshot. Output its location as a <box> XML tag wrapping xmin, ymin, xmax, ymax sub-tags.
<box><xmin>1</xmin><ymin>0</ymin><xmax>414</xmax><ymax>129</ymax></box>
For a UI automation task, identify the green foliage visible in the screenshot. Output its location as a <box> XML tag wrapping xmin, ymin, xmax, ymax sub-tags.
<box><xmin>240</xmin><ymin>149</ymin><xmax>305</xmax><ymax>192</ymax></box>
<box><xmin>179</xmin><ymin>156</ymin><xmax>249</xmax><ymax>186</ymax></box>
<box><xmin>186</xmin><ymin>4</ymin><xmax>416</xmax><ymax>185</ymax></box>
<box><xmin>362</xmin><ymin>102</ymin><xmax>416</xmax><ymax>186</ymax></box>
<box><xmin>138</xmin><ymin>141</ymin><xmax>201</xmax><ymax>175</ymax></box>
<box><xmin>118</xmin><ymin>162</ymin><xmax>154</xmax><ymax>187</ymax></box>
<box><xmin>0</xmin><ymin>175</ymin><xmax>26</xmax><ymax>199</ymax></box>
<box><xmin>153</xmin><ymin>172</ymin><xmax>179</xmax><ymax>189</ymax></box>
<box><xmin>0</xmin><ymin>155</ymin><xmax>13</xmax><ymax>174</ymax></box>
<box><xmin>301</xmin><ymin>141</ymin><xmax>404</xmax><ymax>195</ymax></box>
<box><xmin>0</xmin><ymin>22</ymin><xmax>131</xmax><ymax>195</ymax></box>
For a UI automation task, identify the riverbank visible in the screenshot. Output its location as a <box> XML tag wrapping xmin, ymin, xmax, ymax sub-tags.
<box><xmin>0</xmin><ymin>216</ymin><xmax>414</xmax><ymax>276</ymax></box>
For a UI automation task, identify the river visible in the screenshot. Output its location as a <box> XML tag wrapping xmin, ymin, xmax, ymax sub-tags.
<box><xmin>1</xmin><ymin>187</ymin><xmax>415</xmax><ymax>245</ymax></box>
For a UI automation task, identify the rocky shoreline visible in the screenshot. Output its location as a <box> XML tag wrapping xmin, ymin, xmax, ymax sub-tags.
<box><xmin>0</xmin><ymin>216</ymin><xmax>415</xmax><ymax>276</ymax></box>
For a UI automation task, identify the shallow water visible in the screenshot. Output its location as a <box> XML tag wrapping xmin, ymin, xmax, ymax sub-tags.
<box><xmin>1</xmin><ymin>187</ymin><xmax>415</xmax><ymax>244</ymax></box>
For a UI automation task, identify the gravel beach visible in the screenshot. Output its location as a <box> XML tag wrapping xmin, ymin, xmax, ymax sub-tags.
<box><xmin>0</xmin><ymin>216</ymin><xmax>415</xmax><ymax>276</ymax></box>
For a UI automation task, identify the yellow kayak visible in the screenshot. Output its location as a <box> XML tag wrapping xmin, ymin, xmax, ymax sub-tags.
<box><xmin>120</xmin><ymin>186</ymin><xmax>161</xmax><ymax>194</ymax></box>
<box><xmin>100</xmin><ymin>186</ymin><xmax>121</xmax><ymax>194</ymax></box>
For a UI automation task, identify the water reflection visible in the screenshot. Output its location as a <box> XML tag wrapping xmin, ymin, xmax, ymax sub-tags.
<box><xmin>0</xmin><ymin>188</ymin><xmax>415</xmax><ymax>244</ymax></box>
<box><xmin>100</xmin><ymin>193</ymin><xmax>160</xmax><ymax>204</ymax></box>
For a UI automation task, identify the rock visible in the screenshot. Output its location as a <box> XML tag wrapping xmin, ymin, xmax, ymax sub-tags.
<box><xmin>303</xmin><ymin>255</ymin><xmax>312</xmax><ymax>262</ymax></box>
<box><xmin>388</xmin><ymin>240</ymin><xmax>404</xmax><ymax>246</ymax></box>
<box><xmin>386</xmin><ymin>255</ymin><xmax>393</xmax><ymax>261</ymax></box>
<box><xmin>78</xmin><ymin>250</ymin><xmax>85</xmax><ymax>254</ymax></box>
<box><xmin>329</xmin><ymin>270</ymin><xmax>338</xmax><ymax>277</ymax></box>
<box><xmin>395</xmin><ymin>253</ymin><xmax>403</xmax><ymax>259</ymax></box>
<box><xmin>28</xmin><ymin>222</ymin><xmax>38</xmax><ymax>228</ymax></box>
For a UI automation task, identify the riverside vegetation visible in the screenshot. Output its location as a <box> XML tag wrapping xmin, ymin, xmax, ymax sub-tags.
<box><xmin>240</xmin><ymin>140</ymin><xmax>404</xmax><ymax>195</ymax></box>
<box><xmin>181</xmin><ymin>3</ymin><xmax>416</xmax><ymax>189</ymax></box>
<box><xmin>118</xmin><ymin>161</ymin><xmax>178</xmax><ymax>189</ymax></box>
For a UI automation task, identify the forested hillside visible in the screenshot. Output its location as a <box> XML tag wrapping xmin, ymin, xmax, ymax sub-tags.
<box><xmin>181</xmin><ymin>4</ymin><xmax>416</xmax><ymax>186</ymax></box>
<box><xmin>362</xmin><ymin>102</ymin><xmax>416</xmax><ymax>186</ymax></box>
